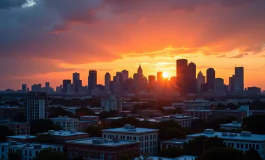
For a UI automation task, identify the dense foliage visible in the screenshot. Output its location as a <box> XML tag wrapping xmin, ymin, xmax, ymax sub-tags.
<box><xmin>0</xmin><ymin>125</ymin><xmax>14</xmax><ymax>142</ymax></box>
<box><xmin>30</xmin><ymin>119</ymin><xmax>62</xmax><ymax>135</ymax></box>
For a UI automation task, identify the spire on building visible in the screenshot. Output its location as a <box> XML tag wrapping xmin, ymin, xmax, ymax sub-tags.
<box><xmin>138</xmin><ymin>64</ymin><xmax>143</xmax><ymax>75</ymax></box>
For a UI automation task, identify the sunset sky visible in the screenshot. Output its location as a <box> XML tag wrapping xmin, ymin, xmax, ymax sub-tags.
<box><xmin>0</xmin><ymin>0</ymin><xmax>265</xmax><ymax>90</ymax></box>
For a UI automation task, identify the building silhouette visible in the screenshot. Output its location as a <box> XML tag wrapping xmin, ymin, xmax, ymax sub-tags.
<box><xmin>187</xmin><ymin>62</ymin><xmax>197</xmax><ymax>94</ymax></box>
<box><xmin>206</xmin><ymin>68</ymin><xmax>215</xmax><ymax>91</ymax></box>
<box><xmin>26</xmin><ymin>92</ymin><xmax>47</xmax><ymax>122</ymax></box>
<box><xmin>176</xmin><ymin>59</ymin><xmax>188</xmax><ymax>95</ymax></box>
<box><xmin>88</xmin><ymin>70</ymin><xmax>97</xmax><ymax>94</ymax></box>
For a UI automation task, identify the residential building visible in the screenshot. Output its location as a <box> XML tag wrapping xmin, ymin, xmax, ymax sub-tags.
<box><xmin>0</xmin><ymin>106</ymin><xmax>25</xmax><ymax>120</ymax></box>
<box><xmin>160</xmin><ymin>139</ymin><xmax>185</xmax><ymax>151</ymax></box>
<box><xmin>49</xmin><ymin>116</ymin><xmax>79</xmax><ymax>131</ymax></box>
<box><xmin>101</xmin><ymin>95</ymin><xmax>122</xmax><ymax>112</ymax></box>
<box><xmin>0</xmin><ymin>141</ymin><xmax>63</xmax><ymax>160</ymax></box>
<box><xmin>186</xmin><ymin>129</ymin><xmax>265</xmax><ymax>159</ymax></box>
<box><xmin>78</xmin><ymin>121</ymin><xmax>98</xmax><ymax>132</ymax></box>
<box><xmin>251</xmin><ymin>110</ymin><xmax>265</xmax><ymax>116</ymax></box>
<box><xmin>155</xmin><ymin>114</ymin><xmax>198</xmax><ymax>127</ymax></box>
<box><xmin>66</xmin><ymin>137</ymin><xmax>140</xmax><ymax>160</ymax></box>
<box><xmin>183</xmin><ymin>110</ymin><xmax>212</xmax><ymax>121</ymax></box>
<box><xmin>101</xmin><ymin>124</ymin><xmax>159</xmax><ymax>155</ymax></box>
<box><xmin>26</xmin><ymin>92</ymin><xmax>48</xmax><ymax>122</ymax></box>
<box><xmin>6</xmin><ymin>135</ymin><xmax>36</xmax><ymax>143</ymax></box>
<box><xmin>38</xmin><ymin>130</ymin><xmax>89</xmax><ymax>143</ymax></box>
<box><xmin>0</xmin><ymin>120</ymin><xmax>30</xmax><ymax>135</ymax></box>
<box><xmin>220</xmin><ymin>121</ymin><xmax>242</xmax><ymax>131</ymax></box>
<box><xmin>80</xmin><ymin>116</ymin><xmax>99</xmax><ymax>121</ymax></box>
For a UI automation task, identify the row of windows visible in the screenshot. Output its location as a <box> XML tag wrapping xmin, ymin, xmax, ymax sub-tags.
<box><xmin>225</xmin><ymin>142</ymin><xmax>260</xmax><ymax>150</ymax></box>
<box><xmin>103</xmin><ymin>134</ymin><xmax>157</xmax><ymax>142</ymax></box>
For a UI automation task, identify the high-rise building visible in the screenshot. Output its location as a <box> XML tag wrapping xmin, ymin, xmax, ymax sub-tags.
<box><xmin>206</xmin><ymin>68</ymin><xmax>215</xmax><ymax>91</ymax></box>
<box><xmin>197</xmin><ymin>71</ymin><xmax>205</xmax><ymax>93</ymax></box>
<box><xmin>229</xmin><ymin>75</ymin><xmax>235</xmax><ymax>91</ymax></box>
<box><xmin>122</xmin><ymin>70</ymin><xmax>129</xmax><ymax>81</ymax></box>
<box><xmin>105</xmin><ymin>73</ymin><xmax>111</xmax><ymax>91</ymax></box>
<box><xmin>45</xmin><ymin>82</ymin><xmax>50</xmax><ymax>89</ymax></box>
<box><xmin>148</xmin><ymin>75</ymin><xmax>156</xmax><ymax>85</ymax></box>
<box><xmin>62</xmin><ymin>80</ymin><xmax>71</xmax><ymax>93</ymax></box>
<box><xmin>22</xmin><ymin>84</ymin><xmax>27</xmax><ymax>92</ymax></box>
<box><xmin>73</xmin><ymin>72</ymin><xmax>80</xmax><ymax>93</ymax></box>
<box><xmin>116</xmin><ymin>72</ymin><xmax>123</xmax><ymax>83</ymax></box>
<box><xmin>214</xmin><ymin>78</ymin><xmax>225</xmax><ymax>91</ymax></box>
<box><xmin>187</xmin><ymin>62</ymin><xmax>196</xmax><ymax>94</ymax></box>
<box><xmin>157</xmin><ymin>72</ymin><xmax>163</xmax><ymax>82</ymax></box>
<box><xmin>88</xmin><ymin>70</ymin><xmax>97</xmax><ymax>94</ymax></box>
<box><xmin>176</xmin><ymin>59</ymin><xmax>188</xmax><ymax>94</ymax></box>
<box><xmin>235</xmin><ymin>67</ymin><xmax>244</xmax><ymax>91</ymax></box>
<box><xmin>26</xmin><ymin>92</ymin><xmax>48</xmax><ymax>122</ymax></box>
<box><xmin>138</xmin><ymin>65</ymin><xmax>143</xmax><ymax>76</ymax></box>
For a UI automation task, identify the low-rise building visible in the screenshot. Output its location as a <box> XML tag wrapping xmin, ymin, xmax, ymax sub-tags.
<box><xmin>102</xmin><ymin>124</ymin><xmax>159</xmax><ymax>155</ymax></box>
<box><xmin>37</xmin><ymin>130</ymin><xmax>89</xmax><ymax>143</ymax></box>
<box><xmin>0</xmin><ymin>106</ymin><xmax>25</xmax><ymax>120</ymax></box>
<box><xmin>183</xmin><ymin>110</ymin><xmax>212</xmax><ymax>121</ymax></box>
<box><xmin>186</xmin><ymin>129</ymin><xmax>265</xmax><ymax>159</ymax></box>
<box><xmin>80</xmin><ymin>115</ymin><xmax>99</xmax><ymax>121</ymax></box>
<box><xmin>135</xmin><ymin>155</ymin><xmax>197</xmax><ymax>160</ymax></box>
<box><xmin>101</xmin><ymin>95</ymin><xmax>122</xmax><ymax>112</ymax></box>
<box><xmin>220</xmin><ymin>121</ymin><xmax>242</xmax><ymax>131</ymax></box>
<box><xmin>78</xmin><ymin>121</ymin><xmax>98</xmax><ymax>132</ymax></box>
<box><xmin>251</xmin><ymin>110</ymin><xmax>265</xmax><ymax>116</ymax></box>
<box><xmin>155</xmin><ymin>114</ymin><xmax>198</xmax><ymax>128</ymax></box>
<box><xmin>160</xmin><ymin>139</ymin><xmax>185</xmax><ymax>151</ymax></box>
<box><xmin>6</xmin><ymin>135</ymin><xmax>36</xmax><ymax>143</ymax></box>
<box><xmin>49</xmin><ymin>116</ymin><xmax>79</xmax><ymax>131</ymax></box>
<box><xmin>0</xmin><ymin>141</ymin><xmax>63</xmax><ymax>160</ymax></box>
<box><xmin>66</xmin><ymin>137</ymin><xmax>140</xmax><ymax>160</ymax></box>
<box><xmin>0</xmin><ymin>121</ymin><xmax>30</xmax><ymax>135</ymax></box>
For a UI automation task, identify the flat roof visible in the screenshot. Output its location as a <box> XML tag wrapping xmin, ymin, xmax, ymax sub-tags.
<box><xmin>49</xmin><ymin>117</ymin><xmax>78</xmax><ymax>120</ymax></box>
<box><xmin>102</xmin><ymin>127</ymin><xmax>158</xmax><ymax>134</ymax></box>
<box><xmin>187</xmin><ymin>131</ymin><xmax>265</xmax><ymax>142</ymax></box>
<box><xmin>66</xmin><ymin>137</ymin><xmax>140</xmax><ymax>147</ymax></box>
<box><xmin>161</xmin><ymin>115</ymin><xmax>195</xmax><ymax>119</ymax></box>
<box><xmin>0</xmin><ymin>121</ymin><xmax>29</xmax><ymax>124</ymax></box>
<box><xmin>105</xmin><ymin>117</ymin><xmax>123</xmax><ymax>120</ymax></box>
<box><xmin>220</xmin><ymin>122</ymin><xmax>242</xmax><ymax>128</ymax></box>
<box><xmin>40</xmin><ymin>131</ymin><xmax>88</xmax><ymax>137</ymax></box>
<box><xmin>134</xmin><ymin>155</ymin><xmax>197</xmax><ymax>160</ymax></box>
<box><xmin>0</xmin><ymin>142</ymin><xmax>61</xmax><ymax>149</ymax></box>
<box><xmin>161</xmin><ymin>139</ymin><xmax>185</xmax><ymax>144</ymax></box>
<box><xmin>7</xmin><ymin>135</ymin><xmax>36</xmax><ymax>139</ymax></box>
<box><xmin>80</xmin><ymin>115</ymin><xmax>99</xmax><ymax>117</ymax></box>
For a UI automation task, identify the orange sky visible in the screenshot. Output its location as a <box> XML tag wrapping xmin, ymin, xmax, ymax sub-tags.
<box><xmin>0</xmin><ymin>0</ymin><xmax>265</xmax><ymax>90</ymax></box>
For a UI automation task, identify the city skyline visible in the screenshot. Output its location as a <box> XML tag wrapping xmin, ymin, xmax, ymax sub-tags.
<box><xmin>1</xmin><ymin>0</ymin><xmax>265</xmax><ymax>90</ymax></box>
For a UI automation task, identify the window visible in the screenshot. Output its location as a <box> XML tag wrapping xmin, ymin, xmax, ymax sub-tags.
<box><xmin>237</xmin><ymin>143</ymin><xmax>239</xmax><ymax>148</ymax></box>
<box><xmin>245</xmin><ymin>144</ymin><xmax>248</xmax><ymax>149</ymax></box>
<box><xmin>241</xmin><ymin>144</ymin><xmax>243</xmax><ymax>148</ymax></box>
<box><xmin>256</xmin><ymin>144</ymin><xmax>259</xmax><ymax>149</ymax></box>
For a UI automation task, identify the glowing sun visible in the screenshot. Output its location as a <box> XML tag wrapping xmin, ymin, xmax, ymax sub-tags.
<box><xmin>163</xmin><ymin>72</ymin><xmax>169</xmax><ymax>78</ymax></box>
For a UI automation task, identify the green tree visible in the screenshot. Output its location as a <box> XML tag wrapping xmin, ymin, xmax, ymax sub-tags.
<box><xmin>243</xmin><ymin>115</ymin><xmax>265</xmax><ymax>134</ymax></box>
<box><xmin>85</xmin><ymin>126</ymin><xmax>102</xmax><ymax>137</ymax></box>
<box><xmin>48</xmin><ymin>107</ymin><xmax>74</xmax><ymax>118</ymax></box>
<box><xmin>191</xmin><ymin>119</ymin><xmax>208</xmax><ymax>132</ymax></box>
<box><xmin>0</xmin><ymin>125</ymin><xmax>14</xmax><ymax>142</ymax></box>
<box><xmin>245</xmin><ymin>148</ymin><xmax>262</xmax><ymax>160</ymax></box>
<box><xmin>33</xmin><ymin>149</ymin><xmax>68</xmax><ymax>160</ymax></box>
<box><xmin>159</xmin><ymin>147</ymin><xmax>183</xmax><ymax>158</ymax></box>
<box><xmin>75</xmin><ymin>107</ymin><xmax>95</xmax><ymax>117</ymax></box>
<box><xmin>183</xmin><ymin>136</ymin><xmax>226</xmax><ymax>156</ymax></box>
<box><xmin>36</xmin><ymin>134</ymin><xmax>56</xmax><ymax>144</ymax></box>
<box><xmin>165</xmin><ymin>128</ymin><xmax>186</xmax><ymax>139</ymax></box>
<box><xmin>30</xmin><ymin>119</ymin><xmax>62</xmax><ymax>135</ymax></box>
<box><xmin>196</xmin><ymin>148</ymin><xmax>247</xmax><ymax>160</ymax></box>
<box><xmin>8</xmin><ymin>151</ymin><xmax>22</xmax><ymax>160</ymax></box>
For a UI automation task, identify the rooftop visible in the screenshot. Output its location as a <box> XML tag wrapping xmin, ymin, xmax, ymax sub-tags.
<box><xmin>80</xmin><ymin>115</ymin><xmax>99</xmax><ymax>118</ymax></box>
<box><xmin>187</xmin><ymin>129</ymin><xmax>265</xmax><ymax>142</ymax></box>
<box><xmin>0</xmin><ymin>142</ymin><xmax>61</xmax><ymax>150</ymax></box>
<box><xmin>161</xmin><ymin>139</ymin><xmax>185</xmax><ymax>144</ymax></box>
<box><xmin>40</xmin><ymin>130</ymin><xmax>88</xmax><ymax>137</ymax></box>
<box><xmin>161</xmin><ymin>114</ymin><xmax>197</xmax><ymax>119</ymax></box>
<box><xmin>220</xmin><ymin>121</ymin><xmax>242</xmax><ymax>128</ymax></box>
<box><xmin>102</xmin><ymin>124</ymin><xmax>158</xmax><ymax>133</ymax></box>
<box><xmin>66</xmin><ymin>137</ymin><xmax>140</xmax><ymax>147</ymax></box>
<box><xmin>134</xmin><ymin>155</ymin><xmax>197</xmax><ymax>160</ymax></box>
<box><xmin>0</xmin><ymin>121</ymin><xmax>29</xmax><ymax>124</ymax></box>
<box><xmin>105</xmin><ymin>117</ymin><xmax>123</xmax><ymax>120</ymax></box>
<box><xmin>7</xmin><ymin>135</ymin><xmax>36</xmax><ymax>139</ymax></box>
<box><xmin>49</xmin><ymin>116</ymin><xmax>78</xmax><ymax>121</ymax></box>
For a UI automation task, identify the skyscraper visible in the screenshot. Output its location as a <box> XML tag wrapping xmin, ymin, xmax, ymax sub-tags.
<box><xmin>235</xmin><ymin>67</ymin><xmax>244</xmax><ymax>91</ymax></box>
<box><xmin>105</xmin><ymin>72</ymin><xmax>111</xmax><ymax>91</ymax></box>
<box><xmin>206</xmin><ymin>68</ymin><xmax>215</xmax><ymax>91</ymax></box>
<box><xmin>157</xmin><ymin>72</ymin><xmax>163</xmax><ymax>82</ymax></box>
<box><xmin>176</xmin><ymin>59</ymin><xmax>188</xmax><ymax>94</ymax></box>
<box><xmin>26</xmin><ymin>92</ymin><xmax>47</xmax><ymax>122</ymax></box>
<box><xmin>88</xmin><ymin>70</ymin><xmax>97</xmax><ymax>94</ymax></box>
<box><xmin>138</xmin><ymin>65</ymin><xmax>143</xmax><ymax>76</ymax></box>
<box><xmin>62</xmin><ymin>80</ymin><xmax>71</xmax><ymax>93</ymax></box>
<box><xmin>148</xmin><ymin>75</ymin><xmax>156</xmax><ymax>84</ymax></box>
<box><xmin>73</xmin><ymin>72</ymin><xmax>80</xmax><ymax>93</ymax></box>
<box><xmin>122</xmin><ymin>70</ymin><xmax>129</xmax><ymax>81</ymax></box>
<box><xmin>197</xmin><ymin>71</ymin><xmax>205</xmax><ymax>93</ymax></box>
<box><xmin>45</xmin><ymin>82</ymin><xmax>50</xmax><ymax>89</ymax></box>
<box><xmin>187</xmin><ymin>62</ymin><xmax>196</xmax><ymax>94</ymax></box>
<box><xmin>22</xmin><ymin>84</ymin><xmax>27</xmax><ymax>92</ymax></box>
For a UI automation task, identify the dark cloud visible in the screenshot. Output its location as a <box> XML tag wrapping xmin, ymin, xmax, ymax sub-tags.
<box><xmin>0</xmin><ymin>0</ymin><xmax>26</xmax><ymax>9</ymax></box>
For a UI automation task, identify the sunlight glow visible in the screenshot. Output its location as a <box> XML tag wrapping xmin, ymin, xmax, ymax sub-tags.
<box><xmin>163</xmin><ymin>72</ymin><xmax>169</xmax><ymax>78</ymax></box>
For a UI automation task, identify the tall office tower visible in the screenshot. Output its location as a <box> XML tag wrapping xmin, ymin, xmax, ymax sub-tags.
<box><xmin>116</xmin><ymin>72</ymin><xmax>123</xmax><ymax>83</ymax></box>
<box><xmin>133</xmin><ymin>73</ymin><xmax>139</xmax><ymax>94</ymax></box>
<box><xmin>122</xmin><ymin>70</ymin><xmax>129</xmax><ymax>81</ymax></box>
<box><xmin>176</xmin><ymin>59</ymin><xmax>188</xmax><ymax>94</ymax></box>
<box><xmin>105</xmin><ymin>72</ymin><xmax>111</xmax><ymax>91</ymax></box>
<box><xmin>138</xmin><ymin>65</ymin><xmax>143</xmax><ymax>76</ymax></box>
<box><xmin>206</xmin><ymin>68</ymin><xmax>215</xmax><ymax>91</ymax></box>
<box><xmin>235</xmin><ymin>67</ymin><xmax>244</xmax><ymax>91</ymax></box>
<box><xmin>148</xmin><ymin>75</ymin><xmax>156</xmax><ymax>85</ymax></box>
<box><xmin>26</xmin><ymin>92</ymin><xmax>47</xmax><ymax>122</ymax></box>
<box><xmin>73</xmin><ymin>72</ymin><xmax>80</xmax><ymax>93</ymax></box>
<box><xmin>157</xmin><ymin>72</ymin><xmax>163</xmax><ymax>82</ymax></box>
<box><xmin>62</xmin><ymin>80</ymin><xmax>71</xmax><ymax>93</ymax></box>
<box><xmin>187</xmin><ymin>62</ymin><xmax>197</xmax><ymax>94</ymax></box>
<box><xmin>88</xmin><ymin>70</ymin><xmax>97</xmax><ymax>94</ymax></box>
<box><xmin>45</xmin><ymin>82</ymin><xmax>50</xmax><ymax>89</ymax></box>
<box><xmin>214</xmin><ymin>78</ymin><xmax>225</xmax><ymax>91</ymax></box>
<box><xmin>22</xmin><ymin>84</ymin><xmax>27</xmax><ymax>92</ymax></box>
<box><xmin>197</xmin><ymin>71</ymin><xmax>205</xmax><ymax>93</ymax></box>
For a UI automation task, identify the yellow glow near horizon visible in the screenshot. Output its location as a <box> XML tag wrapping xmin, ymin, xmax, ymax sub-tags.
<box><xmin>163</xmin><ymin>72</ymin><xmax>169</xmax><ymax>78</ymax></box>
